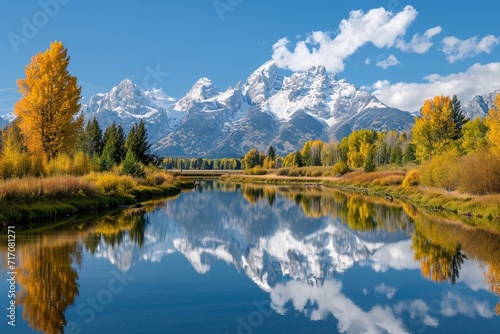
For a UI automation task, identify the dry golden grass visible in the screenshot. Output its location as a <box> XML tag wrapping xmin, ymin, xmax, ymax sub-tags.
<box><xmin>83</xmin><ymin>172</ymin><xmax>137</xmax><ymax>196</ymax></box>
<box><xmin>340</xmin><ymin>170</ymin><xmax>406</xmax><ymax>186</ymax></box>
<box><xmin>0</xmin><ymin>175</ymin><xmax>97</xmax><ymax>202</ymax></box>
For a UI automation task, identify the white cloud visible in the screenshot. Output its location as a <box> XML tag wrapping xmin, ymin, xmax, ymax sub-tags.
<box><xmin>272</xmin><ymin>5</ymin><xmax>418</xmax><ymax>73</ymax></box>
<box><xmin>394</xmin><ymin>300</ymin><xmax>439</xmax><ymax>328</ymax></box>
<box><xmin>364</xmin><ymin>58</ymin><xmax>371</xmax><ymax>65</ymax></box>
<box><xmin>442</xmin><ymin>35</ymin><xmax>499</xmax><ymax>63</ymax></box>
<box><xmin>396</xmin><ymin>26</ymin><xmax>442</xmax><ymax>54</ymax></box>
<box><xmin>440</xmin><ymin>291</ymin><xmax>494</xmax><ymax>318</ymax></box>
<box><xmin>376</xmin><ymin>55</ymin><xmax>400</xmax><ymax>69</ymax></box>
<box><xmin>375</xmin><ymin>283</ymin><xmax>397</xmax><ymax>299</ymax></box>
<box><xmin>366</xmin><ymin>240</ymin><xmax>420</xmax><ymax>272</ymax></box>
<box><xmin>270</xmin><ymin>280</ymin><xmax>408</xmax><ymax>333</ymax></box>
<box><xmin>367</xmin><ymin>62</ymin><xmax>500</xmax><ymax>111</ymax></box>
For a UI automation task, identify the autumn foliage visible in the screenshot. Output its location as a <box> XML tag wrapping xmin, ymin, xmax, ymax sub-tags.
<box><xmin>14</xmin><ymin>41</ymin><xmax>83</xmax><ymax>162</ymax></box>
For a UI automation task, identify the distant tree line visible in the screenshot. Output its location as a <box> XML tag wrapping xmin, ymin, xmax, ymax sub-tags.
<box><xmin>163</xmin><ymin>157</ymin><xmax>243</xmax><ymax>170</ymax></box>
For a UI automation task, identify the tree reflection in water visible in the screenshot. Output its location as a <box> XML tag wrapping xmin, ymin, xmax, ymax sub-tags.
<box><xmin>0</xmin><ymin>209</ymin><xmax>148</xmax><ymax>334</ymax></box>
<box><xmin>17</xmin><ymin>241</ymin><xmax>81</xmax><ymax>334</ymax></box>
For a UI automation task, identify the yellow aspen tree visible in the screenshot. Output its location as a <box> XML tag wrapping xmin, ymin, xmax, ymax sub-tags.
<box><xmin>485</xmin><ymin>93</ymin><xmax>500</xmax><ymax>156</ymax></box>
<box><xmin>412</xmin><ymin>96</ymin><xmax>455</xmax><ymax>162</ymax></box>
<box><xmin>14</xmin><ymin>41</ymin><xmax>83</xmax><ymax>162</ymax></box>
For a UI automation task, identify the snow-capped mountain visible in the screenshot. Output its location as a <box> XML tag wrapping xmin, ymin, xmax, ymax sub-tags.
<box><xmin>79</xmin><ymin>60</ymin><xmax>418</xmax><ymax>157</ymax></box>
<box><xmin>463</xmin><ymin>89</ymin><xmax>500</xmax><ymax>119</ymax></box>
<box><xmin>80</xmin><ymin>79</ymin><xmax>180</xmax><ymax>141</ymax></box>
<box><xmin>0</xmin><ymin>112</ymin><xmax>15</xmax><ymax>129</ymax></box>
<box><xmin>154</xmin><ymin>61</ymin><xmax>414</xmax><ymax>157</ymax></box>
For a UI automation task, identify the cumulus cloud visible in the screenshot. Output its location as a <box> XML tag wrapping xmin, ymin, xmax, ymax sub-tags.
<box><xmin>394</xmin><ymin>300</ymin><xmax>439</xmax><ymax>328</ymax></box>
<box><xmin>270</xmin><ymin>280</ymin><xmax>407</xmax><ymax>333</ymax></box>
<box><xmin>440</xmin><ymin>291</ymin><xmax>494</xmax><ymax>318</ymax></box>
<box><xmin>366</xmin><ymin>240</ymin><xmax>420</xmax><ymax>272</ymax></box>
<box><xmin>364</xmin><ymin>58</ymin><xmax>371</xmax><ymax>65</ymax></box>
<box><xmin>272</xmin><ymin>5</ymin><xmax>418</xmax><ymax>73</ymax></box>
<box><xmin>366</xmin><ymin>62</ymin><xmax>500</xmax><ymax>111</ymax></box>
<box><xmin>396</xmin><ymin>26</ymin><xmax>442</xmax><ymax>54</ymax></box>
<box><xmin>375</xmin><ymin>283</ymin><xmax>397</xmax><ymax>299</ymax></box>
<box><xmin>376</xmin><ymin>55</ymin><xmax>400</xmax><ymax>69</ymax></box>
<box><xmin>442</xmin><ymin>35</ymin><xmax>499</xmax><ymax>63</ymax></box>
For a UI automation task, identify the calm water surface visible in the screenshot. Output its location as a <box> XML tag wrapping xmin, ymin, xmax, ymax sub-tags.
<box><xmin>1</xmin><ymin>181</ymin><xmax>499</xmax><ymax>333</ymax></box>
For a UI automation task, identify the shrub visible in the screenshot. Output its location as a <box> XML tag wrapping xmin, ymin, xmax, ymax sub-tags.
<box><xmin>72</xmin><ymin>152</ymin><xmax>93</xmax><ymax>175</ymax></box>
<box><xmin>372</xmin><ymin>175</ymin><xmax>404</xmax><ymax>186</ymax></box>
<box><xmin>84</xmin><ymin>172</ymin><xmax>136</xmax><ymax>196</ymax></box>
<box><xmin>287</xmin><ymin>168</ymin><xmax>302</xmax><ymax>177</ymax></box>
<box><xmin>420</xmin><ymin>150</ymin><xmax>460</xmax><ymax>190</ymax></box>
<box><xmin>458</xmin><ymin>150</ymin><xmax>500</xmax><ymax>194</ymax></box>
<box><xmin>276</xmin><ymin>168</ymin><xmax>290</xmax><ymax>176</ymax></box>
<box><xmin>46</xmin><ymin>153</ymin><xmax>72</xmax><ymax>175</ymax></box>
<box><xmin>310</xmin><ymin>170</ymin><xmax>322</xmax><ymax>177</ymax></box>
<box><xmin>332</xmin><ymin>162</ymin><xmax>348</xmax><ymax>176</ymax></box>
<box><xmin>403</xmin><ymin>169</ymin><xmax>420</xmax><ymax>188</ymax></box>
<box><xmin>145</xmin><ymin>170</ymin><xmax>174</xmax><ymax>186</ymax></box>
<box><xmin>245</xmin><ymin>167</ymin><xmax>267</xmax><ymax>175</ymax></box>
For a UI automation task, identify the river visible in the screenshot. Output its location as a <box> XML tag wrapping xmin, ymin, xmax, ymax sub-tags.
<box><xmin>1</xmin><ymin>181</ymin><xmax>499</xmax><ymax>333</ymax></box>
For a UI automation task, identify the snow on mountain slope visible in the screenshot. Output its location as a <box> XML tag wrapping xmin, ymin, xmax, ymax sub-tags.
<box><xmin>154</xmin><ymin>61</ymin><xmax>413</xmax><ymax>157</ymax></box>
<box><xmin>80</xmin><ymin>79</ymin><xmax>179</xmax><ymax>141</ymax></box>
<box><xmin>81</xmin><ymin>61</ymin><xmax>415</xmax><ymax>157</ymax></box>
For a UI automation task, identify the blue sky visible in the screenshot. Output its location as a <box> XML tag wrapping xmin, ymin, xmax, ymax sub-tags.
<box><xmin>1</xmin><ymin>0</ymin><xmax>499</xmax><ymax>114</ymax></box>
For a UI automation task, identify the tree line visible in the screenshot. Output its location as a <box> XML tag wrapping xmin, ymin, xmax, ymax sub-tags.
<box><xmin>242</xmin><ymin>93</ymin><xmax>500</xmax><ymax>194</ymax></box>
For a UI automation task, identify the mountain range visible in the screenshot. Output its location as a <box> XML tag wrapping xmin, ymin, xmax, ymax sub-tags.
<box><xmin>2</xmin><ymin>61</ymin><xmax>498</xmax><ymax>157</ymax></box>
<box><xmin>80</xmin><ymin>60</ymin><xmax>416</xmax><ymax>157</ymax></box>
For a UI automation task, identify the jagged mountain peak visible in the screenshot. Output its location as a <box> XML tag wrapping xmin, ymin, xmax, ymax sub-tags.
<box><xmin>81</xmin><ymin>60</ymin><xmax>415</xmax><ymax>158</ymax></box>
<box><xmin>244</xmin><ymin>60</ymin><xmax>280</xmax><ymax>105</ymax></box>
<box><xmin>463</xmin><ymin>88</ymin><xmax>500</xmax><ymax>119</ymax></box>
<box><xmin>188</xmin><ymin>77</ymin><xmax>219</xmax><ymax>100</ymax></box>
<box><xmin>80</xmin><ymin>79</ymin><xmax>179</xmax><ymax>142</ymax></box>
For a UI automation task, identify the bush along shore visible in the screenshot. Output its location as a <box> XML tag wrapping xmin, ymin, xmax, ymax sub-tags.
<box><xmin>220</xmin><ymin>167</ymin><xmax>500</xmax><ymax>233</ymax></box>
<box><xmin>0</xmin><ymin>172</ymin><xmax>194</xmax><ymax>227</ymax></box>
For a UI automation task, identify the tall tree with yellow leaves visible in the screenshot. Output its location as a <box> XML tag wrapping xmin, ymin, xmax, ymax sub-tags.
<box><xmin>14</xmin><ymin>41</ymin><xmax>83</xmax><ymax>161</ymax></box>
<box><xmin>412</xmin><ymin>95</ymin><xmax>456</xmax><ymax>162</ymax></box>
<box><xmin>485</xmin><ymin>93</ymin><xmax>500</xmax><ymax>156</ymax></box>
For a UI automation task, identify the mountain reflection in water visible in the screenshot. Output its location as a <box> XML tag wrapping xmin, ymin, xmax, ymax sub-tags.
<box><xmin>1</xmin><ymin>181</ymin><xmax>499</xmax><ymax>334</ymax></box>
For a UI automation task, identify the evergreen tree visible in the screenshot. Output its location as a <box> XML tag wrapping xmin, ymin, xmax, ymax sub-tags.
<box><xmin>115</xmin><ymin>124</ymin><xmax>126</xmax><ymax>163</ymax></box>
<box><xmin>403</xmin><ymin>143</ymin><xmax>417</xmax><ymax>164</ymax></box>
<box><xmin>267</xmin><ymin>145</ymin><xmax>276</xmax><ymax>161</ymax></box>
<box><xmin>122</xmin><ymin>147</ymin><xmax>143</xmax><ymax>176</ymax></box>
<box><xmin>135</xmin><ymin>120</ymin><xmax>152</xmax><ymax>164</ymax></box>
<box><xmin>364</xmin><ymin>146</ymin><xmax>376</xmax><ymax>172</ymax></box>
<box><xmin>294</xmin><ymin>151</ymin><xmax>303</xmax><ymax>167</ymax></box>
<box><xmin>451</xmin><ymin>94</ymin><xmax>469</xmax><ymax>140</ymax></box>
<box><xmin>125</xmin><ymin>120</ymin><xmax>153</xmax><ymax>165</ymax></box>
<box><xmin>389</xmin><ymin>145</ymin><xmax>403</xmax><ymax>165</ymax></box>
<box><xmin>100</xmin><ymin>124</ymin><xmax>121</xmax><ymax>170</ymax></box>
<box><xmin>125</xmin><ymin>124</ymin><xmax>137</xmax><ymax>153</ymax></box>
<box><xmin>78</xmin><ymin>117</ymin><xmax>103</xmax><ymax>157</ymax></box>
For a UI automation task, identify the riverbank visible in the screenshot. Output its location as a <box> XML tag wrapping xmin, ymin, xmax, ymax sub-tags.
<box><xmin>0</xmin><ymin>173</ymin><xmax>194</xmax><ymax>227</ymax></box>
<box><xmin>220</xmin><ymin>169</ymin><xmax>500</xmax><ymax>232</ymax></box>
